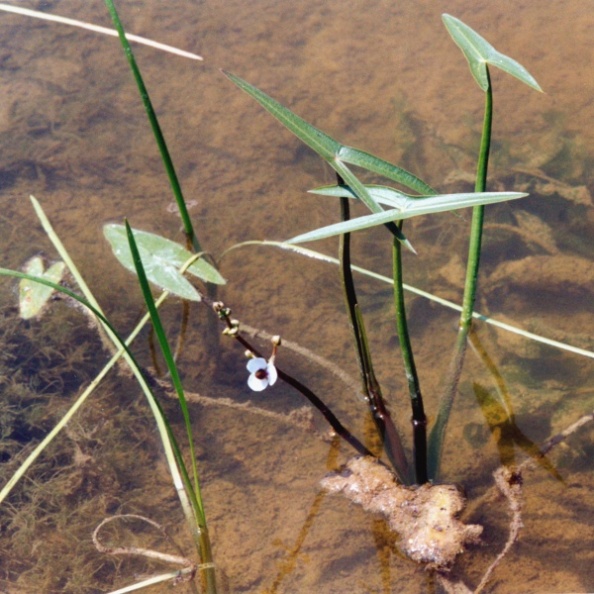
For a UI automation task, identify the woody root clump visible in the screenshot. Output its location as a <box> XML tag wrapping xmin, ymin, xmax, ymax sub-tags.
<box><xmin>321</xmin><ymin>456</ymin><xmax>483</xmax><ymax>570</ymax></box>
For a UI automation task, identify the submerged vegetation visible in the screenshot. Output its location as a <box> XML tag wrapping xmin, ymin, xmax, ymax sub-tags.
<box><xmin>0</xmin><ymin>2</ymin><xmax>593</xmax><ymax>593</ymax></box>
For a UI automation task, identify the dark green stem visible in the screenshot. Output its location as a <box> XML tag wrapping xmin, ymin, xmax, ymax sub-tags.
<box><xmin>392</xmin><ymin>226</ymin><xmax>427</xmax><ymax>484</ymax></box>
<box><xmin>338</xmin><ymin>178</ymin><xmax>410</xmax><ymax>483</ymax></box>
<box><xmin>428</xmin><ymin>68</ymin><xmax>493</xmax><ymax>480</ymax></box>
<box><xmin>339</xmin><ymin>196</ymin><xmax>368</xmax><ymax>383</ymax></box>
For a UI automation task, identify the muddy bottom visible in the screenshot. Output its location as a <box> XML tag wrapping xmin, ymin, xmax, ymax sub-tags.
<box><xmin>0</xmin><ymin>0</ymin><xmax>593</xmax><ymax>593</ymax></box>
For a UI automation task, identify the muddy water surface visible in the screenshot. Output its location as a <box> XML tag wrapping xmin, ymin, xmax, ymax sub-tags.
<box><xmin>0</xmin><ymin>1</ymin><xmax>592</xmax><ymax>593</ymax></box>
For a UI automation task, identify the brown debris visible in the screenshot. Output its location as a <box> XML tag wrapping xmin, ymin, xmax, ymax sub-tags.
<box><xmin>320</xmin><ymin>457</ymin><xmax>483</xmax><ymax>570</ymax></box>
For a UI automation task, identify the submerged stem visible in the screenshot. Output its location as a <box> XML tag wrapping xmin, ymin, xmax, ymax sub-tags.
<box><xmin>392</xmin><ymin>227</ymin><xmax>427</xmax><ymax>484</ymax></box>
<box><xmin>428</xmin><ymin>68</ymin><xmax>493</xmax><ymax>480</ymax></box>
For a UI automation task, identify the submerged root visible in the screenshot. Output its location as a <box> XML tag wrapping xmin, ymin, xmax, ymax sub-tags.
<box><xmin>320</xmin><ymin>456</ymin><xmax>482</xmax><ymax>570</ymax></box>
<box><xmin>473</xmin><ymin>467</ymin><xmax>523</xmax><ymax>594</ymax></box>
<box><xmin>92</xmin><ymin>515</ymin><xmax>197</xmax><ymax>586</ymax></box>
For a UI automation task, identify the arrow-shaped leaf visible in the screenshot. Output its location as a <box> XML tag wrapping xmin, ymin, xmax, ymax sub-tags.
<box><xmin>289</xmin><ymin>191</ymin><xmax>528</xmax><ymax>244</ymax></box>
<box><xmin>19</xmin><ymin>256</ymin><xmax>66</xmax><ymax>320</ymax></box>
<box><xmin>223</xmin><ymin>71</ymin><xmax>435</xmax><ymax>199</ymax></box>
<box><xmin>224</xmin><ymin>71</ymin><xmax>439</xmax><ymax>251</ymax></box>
<box><xmin>104</xmin><ymin>224</ymin><xmax>225</xmax><ymax>301</ymax></box>
<box><xmin>224</xmin><ymin>70</ymin><xmax>386</xmax><ymax>218</ymax></box>
<box><xmin>331</xmin><ymin>159</ymin><xmax>413</xmax><ymax>250</ymax></box>
<box><xmin>443</xmin><ymin>14</ymin><xmax>542</xmax><ymax>92</ymax></box>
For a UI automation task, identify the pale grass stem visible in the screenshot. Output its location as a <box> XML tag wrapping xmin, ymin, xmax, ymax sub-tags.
<box><xmin>0</xmin><ymin>3</ymin><xmax>203</xmax><ymax>60</ymax></box>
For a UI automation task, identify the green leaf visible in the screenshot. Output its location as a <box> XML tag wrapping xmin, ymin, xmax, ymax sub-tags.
<box><xmin>310</xmin><ymin>182</ymin><xmax>415</xmax><ymax>250</ymax></box>
<box><xmin>337</xmin><ymin>146</ymin><xmax>436</xmax><ymax>196</ymax></box>
<box><xmin>19</xmin><ymin>256</ymin><xmax>66</xmax><ymax>319</ymax></box>
<box><xmin>289</xmin><ymin>191</ymin><xmax>528</xmax><ymax>243</ymax></box>
<box><xmin>331</xmin><ymin>161</ymin><xmax>414</xmax><ymax>250</ymax></box>
<box><xmin>224</xmin><ymin>71</ymin><xmax>438</xmax><ymax>251</ymax></box>
<box><xmin>223</xmin><ymin>71</ymin><xmax>434</xmax><ymax>199</ymax></box>
<box><xmin>443</xmin><ymin>14</ymin><xmax>542</xmax><ymax>92</ymax></box>
<box><xmin>224</xmin><ymin>71</ymin><xmax>340</xmax><ymax>161</ymax></box>
<box><xmin>104</xmin><ymin>224</ymin><xmax>225</xmax><ymax>301</ymax></box>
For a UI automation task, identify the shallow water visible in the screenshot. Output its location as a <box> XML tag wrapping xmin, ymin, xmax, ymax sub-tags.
<box><xmin>0</xmin><ymin>1</ymin><xmax>592</xmax><ymax>593</ymax></box>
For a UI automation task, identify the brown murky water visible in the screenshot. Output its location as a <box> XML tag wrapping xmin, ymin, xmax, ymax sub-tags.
<box><xmin>0</xmin><ymin>1</ymin><xmax>593</xmax><ymax>593</ymax></box>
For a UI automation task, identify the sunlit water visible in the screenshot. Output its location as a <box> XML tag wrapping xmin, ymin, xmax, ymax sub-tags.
<box><xmin>0</xmin><ymin>1</ymin><xmax>592</xmax><ymax>592</ymax></box>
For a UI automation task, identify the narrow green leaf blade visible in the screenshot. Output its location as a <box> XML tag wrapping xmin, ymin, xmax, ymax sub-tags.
<box><xmin>289</xmin><ymin>191</ymin><xmax>528</xmax><ymax>243</ymax></box>
<box><xmin>223</xmin><ymin>71</ymin><xmax>341</xmax><ymax>160</ymax></box>
<box><xmin>337</xmin><ymin>146</ymin><xmax>437</xmax><ymax>195</ymax></box>
<box><xmin>104</xmin><ymin>0</ymin><xmax>202</xmax><ymax>251</ymax></box>
<box><xmin>443</xmin><ymin>14</ymin><xmax>542</xmax><ymax>92</ymax></box>
<box><xmin>309</xmin><ymin>184</ymin><xmax>411</xmax><ymax>209</ymax></box>
<box><xmin>123</xmin><ymin>219</ymin><xmax>204</xmax><ymax>498</ymax></box>
<box><xmin>104</xmin><ymin>224</ymin><xmax>225</xmax><ymax>301</ymax></box>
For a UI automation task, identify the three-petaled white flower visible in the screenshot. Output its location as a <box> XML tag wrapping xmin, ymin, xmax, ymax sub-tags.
<box><xmin>246</xmin><ymin>357</ymin><xmax>278</xmax><ymax>392</ymax></box>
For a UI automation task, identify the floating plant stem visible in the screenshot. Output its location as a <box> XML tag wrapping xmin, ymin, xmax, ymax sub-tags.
<box><xmin>276</xmin><ymin>365</ymin><xmax>374</xmax><ymax>459</ymax></box>
<box><xmin>0</xmin><ymin>3</ymin><xmax>203</xmax><ymax>60</ymax></box>
<box><xmin>220</xmin><ymin>240</ymin><xmax>594</xmax><ymax>360</ymax></box>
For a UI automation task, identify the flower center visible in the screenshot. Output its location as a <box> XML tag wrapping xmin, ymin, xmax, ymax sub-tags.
<box><xmin>255</xmin><ymin>369</ymin><xmax>268</xmax><ymax>380</ymax></box>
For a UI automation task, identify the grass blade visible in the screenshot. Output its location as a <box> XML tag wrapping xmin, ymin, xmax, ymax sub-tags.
<box><xmin>124</xmin><ymin>220</ymin><xmax>217</xmax><ymax>591</ymax></box>
<box><xmin>103</xmin><ymin>0</ymin><xmax>203</xmax><ymax>252</ymax></box>
<box><xmin>123</xmin><ymin>221</ymin><xmax>202</xmax><ymax>505</ymax></box>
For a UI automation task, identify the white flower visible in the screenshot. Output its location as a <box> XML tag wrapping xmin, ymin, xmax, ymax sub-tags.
<box><xmin>246</xmin><ymin>357</ymin><xmax>278</xmax><ymax>392</ymax></box>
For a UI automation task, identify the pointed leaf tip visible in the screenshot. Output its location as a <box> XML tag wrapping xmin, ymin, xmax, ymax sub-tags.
<box><xmin>288</xmin><ymin>191</ymin><xmax>528</xmax><ymax>244</ymax></box>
